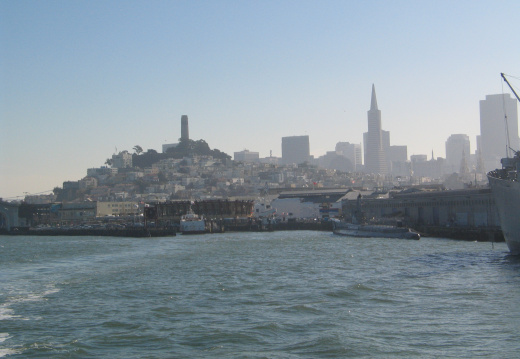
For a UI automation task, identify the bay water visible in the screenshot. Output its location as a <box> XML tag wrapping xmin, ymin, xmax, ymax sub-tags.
<box><xmin>1</xmin><ymin>231</ymin><xmax>519</xmax><ymax>358</ymax></box>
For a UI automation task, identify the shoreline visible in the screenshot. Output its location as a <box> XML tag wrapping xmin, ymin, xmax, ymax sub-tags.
<box><xmin>0</xmin><ymin>222</ymin><xmax>504</xmax><ymax>242</ymax></box>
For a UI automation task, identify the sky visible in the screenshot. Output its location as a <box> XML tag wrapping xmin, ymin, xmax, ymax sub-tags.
<box><xmin>1</xmin><ymin>0</ymin><xmax>519</xmax><ymax>199</ymax></box>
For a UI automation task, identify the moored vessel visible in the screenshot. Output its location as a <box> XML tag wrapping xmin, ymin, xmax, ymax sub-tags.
<box><xmin>179</xmin><ymin>212</ymin><xmax>206</xmax><ymax>234</ymax></box>
<box><xmin>487</xmin><ymin>73</ymin><xmax>520</xmax><ymax>255</ymax></box>
<box><xmin>332</xmin><ymin>219</ymin><xmax>420</xmax><ymax>240</ymax></box>
<box><xmin>333</xmin><ymin>192</ymin><xmax>420</xmax><ymax>240</ymax></box>
<box><xmin>488</xmin><ymin>154</ymin><xmax>520</xmax><ymax>254</ymax></box>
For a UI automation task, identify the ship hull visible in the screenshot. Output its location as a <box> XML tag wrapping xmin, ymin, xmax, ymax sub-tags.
<box><xmin>488</xmin><ymin>174</ymin><xmax>520</xmax><ymax>255</ymax></box>
<box><xmin>179</xmin><ymin>220</ymin><xmax>206</xmax><ymax>234</ymax></box>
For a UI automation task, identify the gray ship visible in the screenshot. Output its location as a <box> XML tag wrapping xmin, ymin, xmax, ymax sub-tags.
<box><xmin>488</xmin><ymin>153</ymin><xmax>520</xmax><ymax>255</ymax></box>
<box><xmin>487</xmin><ymin>73</ymin><xmax>520</xmax><ymax>255</ymax></box>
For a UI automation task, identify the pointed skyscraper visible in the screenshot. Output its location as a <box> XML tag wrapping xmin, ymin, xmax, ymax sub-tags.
<box><xmin>370</xmin><ymin>83</ymin><xmax>378</xmax><ymax>110</ymax></box>
<box><xmin>363</xmin><ymin>84</ymin><xmax>388</xmax><ymax>174</ymax></box>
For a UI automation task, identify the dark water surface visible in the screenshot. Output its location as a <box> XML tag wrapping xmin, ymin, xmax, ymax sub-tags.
<box><xmin>1</xmin><ymin>232</ymin><xmax>519</xmax><ymax>358</ymax></box>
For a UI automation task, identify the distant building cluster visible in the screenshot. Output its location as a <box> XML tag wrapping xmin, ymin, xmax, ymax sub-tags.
<box><xmin>249</xmin><ymin>85</ymin><xmax>519</xmax><ymax>183</ymax></box>
<box><xmin>8</xmin><ymin>86</ymin><xmax>519</xmax><ymax>207</ymax></box>
<box><xmin>2</xmin><ymin>91</ymin><xmax>517</xmax><ymax>238</ymax></box>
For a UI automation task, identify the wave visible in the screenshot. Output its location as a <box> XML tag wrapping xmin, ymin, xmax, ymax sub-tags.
<box><xmin>0</xmin><ymin>333</ymin><xmax>17</xmax><ymax>358</ymax></box>
<box><xmin>0</xmin><ymin>302</ymin><xmax>15</xmax><ymax>320</ymax></box>
<box><xmin>0</xmin><ymin>348</ymin><xmax>18</xmax><ymax>358</ymax></box>
<box><xmin>0</xmin><ymin>284</ymin><xmax>61</xmax><ymax>322</ymax></box>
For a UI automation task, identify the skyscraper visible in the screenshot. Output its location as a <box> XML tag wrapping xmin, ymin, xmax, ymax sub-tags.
<box><xmin>281</xmin><ymin>136</ymin><xmax>310</xmax><ymax>165</ymax></box>
<box><xmin>445</xmin><ymin>134</ymin><xmax>470</xmax><ymax>173</ymax></box>
<box><xmin>335</xmin><ymin>142</ymin><xmax>362</xmax><ymax>171</ymax></box>
<box><xmin>181</xmin><ymin>115</ymin><xmax>189</xmax><ymax>141</ymax></box>
<box><xmin>363</xmin><ymin>85</ymin><xmax>388</xmax><ymax>174</ymax></box>
<box><xmin>479</xmin><ymin>94</ymin><xmax>519</xmax><ymax>172</ymax></box>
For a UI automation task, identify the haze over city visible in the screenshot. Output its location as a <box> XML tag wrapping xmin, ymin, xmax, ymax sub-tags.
<box><xmin>1</xmin><ymin>0</ymin><xmax>519</xmax><ymax>199</ymax></box>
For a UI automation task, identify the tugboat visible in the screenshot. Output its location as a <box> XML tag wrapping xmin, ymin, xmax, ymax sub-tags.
<box><xmin>179</xmin><ymin>210</ymin><xmax>206</xmax><ymax>235</ymax></box>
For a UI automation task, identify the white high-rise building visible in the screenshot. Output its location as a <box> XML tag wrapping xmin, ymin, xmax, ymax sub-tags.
<box><xmin>234</xmin><ymin>150</ymin><xmax>259</xmax><ymax>163</ymax></box>
<box><xmin>479</xmin><ymin>94</ymin><xmax>519</xmax><ymax>172</ymax></box>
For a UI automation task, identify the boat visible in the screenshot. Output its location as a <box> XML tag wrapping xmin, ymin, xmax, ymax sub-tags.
<box><xmin>488</xmin><ymin>153</ymin><xmax>520</xmax><ymax>254</ymax></box>
<box><xmin>487</xmin><ymin>73</ymin><xmax>520</xmax><ymax>255</ymax></box>
<box><xmin>179</xmin><ymin>212</ymin><xmax>206</xmax><ymax>234</ymax></box>
<box><xmin>332</xmin><ymin>219</ymin><xmax>420</xmax><ymax>240</ymax></box>
<box><xmin>331</xmin><ymin>193</ymin><xmax>420</xmax><ymax>240</ymax></box>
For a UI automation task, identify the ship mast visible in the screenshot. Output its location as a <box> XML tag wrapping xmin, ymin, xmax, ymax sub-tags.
<box><xmin>500</xmin><ymin>73</ymin><xmax>520</xmax><ymax>158</ymax></box>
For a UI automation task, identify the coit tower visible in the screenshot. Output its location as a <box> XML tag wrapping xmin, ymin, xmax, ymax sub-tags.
<box><xmin>181</xmin><ymin>115</ymin><xmax>189</xmax><ymax>141</ymax></box>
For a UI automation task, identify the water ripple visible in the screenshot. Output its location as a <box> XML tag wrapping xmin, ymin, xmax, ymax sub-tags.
<box><xmin>1</xmin><ymin>233</ymin><xmax>519</xmax><ymax>358</ymax></box>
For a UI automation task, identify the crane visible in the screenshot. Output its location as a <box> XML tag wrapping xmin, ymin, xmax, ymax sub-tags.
<box><xmin>501</xmin><ymin>73</ymin><xmax>520</xmax><ymax>103</ymax></box>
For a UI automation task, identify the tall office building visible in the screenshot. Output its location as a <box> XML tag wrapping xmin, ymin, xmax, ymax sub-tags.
<box><xmin>335</xmin><ymin>142</ymin><xmax>362</xmax><ymax>171</ymax></box>
<box><xmin>181</xmin><ymin>115</ymin><xmax>189</xmax><ymax>141</ymax></box>
<box><xmin>387</xmin><ymin>145</ymin><xmax>407</xmax><ymax>163</ymax></box>
<box><xmin>445</xmin><ymin>134</ymin><xmax>470</xmax><ymax>173</ymax></box>
<box><xmin>281</xmin><ymin>135</ymin><xmax>310</xmax><ymax>165</ymax></box>
<box><xmin>479</xmin><ymin>94</ymin><xmax>519</xmax><ymax>172</ymax></box>
<box><xmin>363</xmin><ymin>85</ymin><xmax>388</xmax><ymax>174</ymax></box>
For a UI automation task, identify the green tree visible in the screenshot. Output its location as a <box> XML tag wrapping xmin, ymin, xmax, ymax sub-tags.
<box><xmin>133</xmin><ymin>145</ymin><xmax>144</xmax><ymax>155</ymax></box>
<box><xmin>53</xmin><ymin>187</ymin><xmax>63</xmax><ymax>201</ymax></box>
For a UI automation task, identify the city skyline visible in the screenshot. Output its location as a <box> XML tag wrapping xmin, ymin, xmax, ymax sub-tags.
<box><xmin>1</xmin><ymin>1</ymin><xmax>519</xmax><ymax>199</ymax></box>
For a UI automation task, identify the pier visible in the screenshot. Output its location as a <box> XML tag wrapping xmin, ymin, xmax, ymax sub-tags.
<box><xmin>4</xmin><ymin>227</ymin><xmax>176</xmax><ymax>238</ymax></box>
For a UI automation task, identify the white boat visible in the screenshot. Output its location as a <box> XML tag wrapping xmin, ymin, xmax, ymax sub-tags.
<box><xmin>487</xmin><ymin>73</ymin><xmax>520</xmax><ymax>255</ymax></box>
<box><xmin>332</xmin><ymin>219</ymin><xmax>420</xmax><ymax>240</ymax></box>
<box><xmin>179</xmin><ymin>212</ymin><xmax>206</xmax><ymax>234</ymax></box>
<box><xmin>488</xmin><ymin>154</ymin><xmax>520</xmax><ymax>255</ymax></box>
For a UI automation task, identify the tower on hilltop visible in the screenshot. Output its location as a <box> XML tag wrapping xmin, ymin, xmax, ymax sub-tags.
<box><xmin>181</xmin><ymin>115</ymin><xmax>189</xmax><ymax>141</ymax></box>
<box><xmin>363</xmin><ymin>84</ymin><xmax>388</xmax><ymax>174</ymax></box>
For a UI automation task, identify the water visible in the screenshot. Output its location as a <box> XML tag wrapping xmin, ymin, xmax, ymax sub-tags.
<box><xmin>1</xmin><ymin>231</ymin><xmax>519</xmax><ymax>358</ymax></box>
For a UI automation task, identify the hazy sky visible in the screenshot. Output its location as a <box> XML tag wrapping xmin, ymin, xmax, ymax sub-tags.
<box><xmin>1</xmin><ymin>0</ymin><xmax>519</xmax><ymax>199</ymax></box>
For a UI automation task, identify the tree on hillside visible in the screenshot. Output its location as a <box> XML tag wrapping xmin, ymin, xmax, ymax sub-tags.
<box><xmin>133</xmin><ymin>145</ymin><xmax>143</xmax><ymax>155</ymax></box>
<box><xmin>166</xmin><ymin>138</ymin><xmax>230</xmax><ymax>160</ymax></box>
<box><xmin>132</xmin><ymin>149</ymin><xmax>165</xmax><ymax>169</ymax></box>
